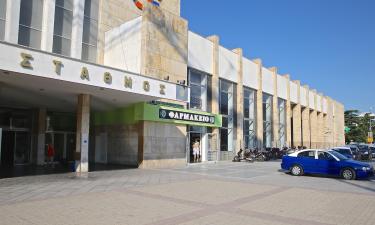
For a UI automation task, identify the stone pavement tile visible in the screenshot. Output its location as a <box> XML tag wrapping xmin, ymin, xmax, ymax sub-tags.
<box><xmin>0</xmin><ymin>191</ymin><xmax>199</xmax><ymax>225</ymax></box>
<box><xmin>134</xmin><ymin>179</ymin><xmax>277</xmax><ymax>205</ymax></box>
<box><xmin>238</xmin><ymin>187</ymin><xmax>375</xmax><ymax>225</ymax></box>
<box><xmin>178</xmin><ymin>212</ymin><xmax>292</xmax><ymax>225</ymax></box>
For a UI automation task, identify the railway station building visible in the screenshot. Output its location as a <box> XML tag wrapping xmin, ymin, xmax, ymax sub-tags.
<box><xmin>0</xmin><ymin>0</ymin><xmax>345</xmax><ymax>176</ymax></box>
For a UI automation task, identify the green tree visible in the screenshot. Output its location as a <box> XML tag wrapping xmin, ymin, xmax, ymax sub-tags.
<box><xmin>345</xmin><ymin>110</ymin><xmax>375</xmax><ymax>143</ymax></box>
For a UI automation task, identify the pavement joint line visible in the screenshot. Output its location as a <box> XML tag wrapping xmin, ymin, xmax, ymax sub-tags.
<box><xmin>230</xmin><ymin>208</ymin><xmax>334</xmax><ymax>225</ymax></box>
<box><xmin>158</xmin><ymin>167</ymin><xmax>375</xmax><ymax>197</ymax></box>
<box><xmin>145</xmin><ymin>186</ymin><xmax>289</xmax><ymax>225</ymax></box>
<box><xmin>125</xmin><ymin>189</ymin><xmax>213</xmax><ymax>208</ymax></box>
<box><xmin>0</xmin><ymin>176</ymin><xmax>205</xmax><ymax>206</ymax></box>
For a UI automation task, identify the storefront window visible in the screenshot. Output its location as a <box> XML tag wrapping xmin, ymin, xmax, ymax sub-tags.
<box><xmin>220</xmin><ymin>79</ymin><xmax>234</xmax><ymax>151</ymax></box>
<box><xmin>244</xmin><ymin>88</ymin><xmax>256</xmax><ymax>149</ymax></box>
<box><xmin>53</xmin><ymin>0</ymin><xmax>73</xmax><ymax>56</ymax></box>
<box><xmin>18</xmin><ymin>0</ymin><xmax>44</xmax><ymax>49</ymax></box>
<box><xmin>0</xmin><ymin>0</ymin><xmax>6</xmax><ymax>40</ymax></box>
<box><xmin>278</xmin><ymin>98</ymin><xmax>286</xmax><ymax>147</ymax></box>
<box><xmin>188</xmin><ymin>69</ymin><xmax>207</xmax><ymax>111</ymax></box>
<box><xmin>81</xmin><ymin>0</ymin><xmax>99</xmax><ymax>62</ymax></box>
<box><xmin>263</xmin><ymin>93</ymin><xmax>273</xmax><ymax>148</ymax></box>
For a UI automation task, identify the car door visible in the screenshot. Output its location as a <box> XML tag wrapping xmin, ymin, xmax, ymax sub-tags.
<box><xmin>315</xmin><ymin>151</ymin><xmax>340</xmax><ymax>176</ymax></box>
<box><xmin>297</xmin><ymin>150</ymin><xmax>316</xmax><ymax>173</ymax></box>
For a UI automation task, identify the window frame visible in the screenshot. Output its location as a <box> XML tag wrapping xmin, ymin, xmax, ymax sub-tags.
<box><xmin>243</xmin><ymin>87</ymin><xmax>257</xmax><ymax>149</ymax></box>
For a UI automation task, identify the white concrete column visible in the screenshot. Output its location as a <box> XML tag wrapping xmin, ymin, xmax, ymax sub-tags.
<box><xmin>71</xmin><ymin>0</ymin><xmax>85</xmax><ymax>59</ymax></box>
<box><xmin>207</xmin><ymin>35</ymin><xmax>220</xmax><ymax>158</ymax></box>
<box><xmin>233</xmin><ymin>48</ymin><xmax>243</xmax><ymax>152</ymax></box>
<box><xmin>292</xmin><ymin>80</ymin><xmax>302</xmax><ymax>148</ymax></box>
<box><xmin>37</xmin><ymin>108</ymin><xmax>46</xmax><ymax>165</ymax></box>
<box><xmin>4</xmin><ymin>0</ymin><xmax>21</xmax><ymax>43</ymax></box>
<box><xmin>75</xmin><ymin>94</ymin><xmax>90</xmax><ymax>175</ymax></box>
<box><xmin>284</xmin><ymin>74</ymin><xmax>292</xmax><ymax>148</ymax></box>
<box><xmin>302</xmin><ymin>85</ymin><xmax>311</xmax><ymax>148</ymax></box>
<box><xmin>41</xmin><ymin>0</ymin><xmax>56</xmax><ymax>52</ymax></box>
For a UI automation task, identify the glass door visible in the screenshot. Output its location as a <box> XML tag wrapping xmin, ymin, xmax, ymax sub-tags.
<box><xmin>189</xmin><ymin>132</ymin><xmax>202</xmax><ymax>163</ymax></box>
<box><xmin>14</xmin><ymin>131</ymin><xmax>31</xmax><ymax>165</ymax></box>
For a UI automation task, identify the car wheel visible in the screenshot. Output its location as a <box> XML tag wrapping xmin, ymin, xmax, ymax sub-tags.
<box><xmin>341</xmin><ymin>168</ymin><xmax>356</xmax><ymax>180</ymax></box>
<box><xmin>290</xmin><ymin>165</ymin><xmax>303</xmax><ymax>176</ymax></box>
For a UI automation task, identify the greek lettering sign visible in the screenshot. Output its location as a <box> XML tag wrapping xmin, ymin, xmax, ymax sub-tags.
<box><xmin>159</xmin><ymin>109</ymin><xmax>215</xmax><ymax>125</ymax></box>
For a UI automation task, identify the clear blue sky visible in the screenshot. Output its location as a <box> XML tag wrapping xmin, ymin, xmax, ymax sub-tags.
<box><xmin>181</xmin><ymin>0</ymin><xmax>375</xmax><ymax>112</ymax></box>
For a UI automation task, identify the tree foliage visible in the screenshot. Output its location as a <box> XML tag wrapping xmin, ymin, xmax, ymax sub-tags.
<box><xmin>345</xmin><ymin>110</ymin><xmax>375</xmax><ymax>143</ymax></box>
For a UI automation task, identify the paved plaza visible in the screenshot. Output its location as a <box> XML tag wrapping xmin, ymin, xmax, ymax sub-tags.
<box><xmin>0</xmin><ymin>161</ymin><xmax>375</xmax><ymax>225</ymax></box>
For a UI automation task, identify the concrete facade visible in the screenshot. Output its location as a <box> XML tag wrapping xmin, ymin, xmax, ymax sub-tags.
<box><xmin>0</xmin><ymin>0</ymin><xmax>345</xmax><ymax>172</ymax></box>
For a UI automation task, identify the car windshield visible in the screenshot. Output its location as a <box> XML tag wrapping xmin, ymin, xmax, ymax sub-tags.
<box><xmin>328</xmin><ymin>150</ymin><xmax>349</xmax><ymax>160</ymax></box>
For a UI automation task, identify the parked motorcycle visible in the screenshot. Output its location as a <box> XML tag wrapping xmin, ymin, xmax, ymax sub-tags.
<box><xmin>233</xmin><ymin>149</ymin><xmax>254</xmax><ymax>163</ymax></box>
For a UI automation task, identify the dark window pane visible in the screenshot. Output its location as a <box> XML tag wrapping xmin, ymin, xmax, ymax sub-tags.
<box><xmin>81</xmin><ymin>43</ymin><xmax>97</xmax><ymax>62</ymax></box>
<box><xmin>220</xmin><ymin>81</ymin><xmax>230</xmax><ymax>92</ymax></box>
<box><xmin>190</xmin><ymin>85</ymin><xmax>202</xmax><ymax>109</ymax></box>
<box><xmin>18</xmin><ymin>25</ymin><xmax>42</xmax><ymax>49</ymax></box>
<box><xmin>0</xmin><ymin>0</ymin><xmax>6</xmax><ymax>19</ymax></box>
<box><xmin>84</xmin><ymin>0</ymin><xmax>99</xmax><ymax>20</ymax></box>
<box><xmin>220</xmin><ymin>129</ymin><xmax>228</xmax><ymax>151</ymax></box>
<box><xmin>56</xmin><ymin>0</ymin><xmax>73</xmax><ymax>10</ymax></box>
<box><xmin>222</xmin><ymin>117</ymin><xmax>228</xmax><ymax>128</ymax></box>
<box><xmin>190</xmin><ymin>71</ymin><xmax>201</xmax><ymax>85</ymax></box>
<box><xmin>53</xmin><ymin>6</ymin><xmax>73</xmax><ymax>38</ymax></box>
<box><xmin>82</xmin><ymin>17</ymin><xmax>98</xmax><ymax>45</ymax></box>
<box><xmin>220</xmin><ymin>92</ymin><xmax>228</xmax><ymax>115</ymax></box>
<box><xmin>244</xmin><ymin>120</ymin><xmax>250</xmax><ymax>133</ymax></box>
<box><xmin>19</xmin><ymin>0</ymin><xmax>43</xmax><ymax>30</ymax></box>
<box><xmin>53</xmin><ymin>36</ymin><xmax>71</xmax><ymax>56</ymax></box>
<box><xmin>244</xmin><ymin>98</ymin><xmax>250</xmax><ymax>118</ymax></box>
<box><xmin>0</xmin><ymin>20</ymin><xmax>4</xmax><ymax>40</ymax></box>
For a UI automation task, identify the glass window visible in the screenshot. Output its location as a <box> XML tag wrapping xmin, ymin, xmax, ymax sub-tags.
<box><xmin>81</xmin><ymin>0</ymin><xmax>99</xmax><ymax>62</ymax></box>
<box><xmin>263</xmin><ymin>93</ymin><xmax>273</xmax><ymax>148</ymax></box>
<box><xmin>0</xmin><ymin>0</ymin><xmax>6</xmax><ymax>40</ymax></box>
<box><xmin>18</xmin><ymin>0</ymin><xmax>44</xmax><ymax>49</ymax></box>
<box><xmin>243</xmin><ymin>87</ymin><xmax>256</xmax><ymax>149</ymax></box>
<box><xmin>298</xmin><ymin>151</ymin><xmax>315</xmax><ymax>158</ymax></box>
<box><xmin>53</xmin><ymin>0</ymin><xmax>73</xmax><ymax>56</ymax></box>
<box><xmin>188</xmin><ymin>69</ymin><xmax>207</xmax><ymax>111</ymax></box>
<box><xmin>219</xmin><ymin>79</ymin><xmax>234</xmax><ymax>152</ymax></box>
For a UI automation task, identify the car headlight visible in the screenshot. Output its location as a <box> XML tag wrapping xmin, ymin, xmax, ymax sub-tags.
<box><xmin>364</xmin><ymin>152</ymin><xmax>369</xmax><ymax>154</ymax></box>
<box><xmin>362</xmin><ymin>167</ymin><xmax>371</xmax><ymax>171</ymax></box>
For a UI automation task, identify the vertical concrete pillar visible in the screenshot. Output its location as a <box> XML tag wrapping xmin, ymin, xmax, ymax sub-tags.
<box><xmin>253</xmin><ymin>59</ymin><xmax>263</xmax><ymax>149</ymax></box>
<box><xmin>292</xmin><ymin>80</ymin><xmax>302</xmax><ymax>148</ymax></box>
<box><xmin>75</xmin><ymin>94</ymin><xmax>90</xmax><ymax>175</ymax></box>
<box><xmin>71</xmin><ymin>0</ymin><xmax>85</xmax><ymax>59</ymax></box>
<box><xmin>41</xmin><ymin>0</ymin><xmax>56</xmax><ymax>52</ymax></box>
<box><xmin>317</xmin><ymin>112</ymin><xmax>324</xmax><ymax>148</ymax></box>
<box><xmin>333</xmin><ymin>101</ymin><xmax>345</xmax><ymax>146</ymax></box>
<box><xmin>309</xmin><ymin>90</ymin><xmax>318</xmax><ymax>149</ymax></box>
<box><xmin>207</xmin><ymin>35</ymin><xmax>220</xmax><ymax>156</ymax></box>
<box><xmin>269</xmin><ymin>67</ymin><xmax>279</xmax><ymax>148</ymax></box>
<box><xmin>4</xmin><ymin>0</ymin><xmax>21</xmax><ymax>43</ymax></box>
<box><xmin>317</xmin><ymin>93</ymin><xmax>324</xmax><ymax>148</ymax></box>
<box><xmin>284</xmin><ymin>75</ymin><xmax>292</xmax><ymax>147</ymax></box>
<box><xmin>302</xmin><ymin>85</ymin><xmax>311</xmax><ymax>148</ymax></box>
<box><xmin>325</xmin><ymin>97</ymin><xmax>334</xmax><ymax>148</ymax></box>
<box><xmin>36</xmin><ymin>109</ymin><xmax>46</xmax><ymax>165</ymax></box>
<box><xmin>233</xmin><ymin>48</ymin><xmax>243</xmax><ymax>152</ymax></box>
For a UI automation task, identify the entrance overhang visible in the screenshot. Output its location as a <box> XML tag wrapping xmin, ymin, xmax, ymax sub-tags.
<box><xmin>0</xmin><ymin>41</ymin><xmax>188</xmax><ymax>111</ymax></box>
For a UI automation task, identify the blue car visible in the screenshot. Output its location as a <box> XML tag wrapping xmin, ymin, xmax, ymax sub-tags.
<box><xmin>281</xmin><ymin>149</ymin><xmax>374</xmax><ymax>180</ymax></box>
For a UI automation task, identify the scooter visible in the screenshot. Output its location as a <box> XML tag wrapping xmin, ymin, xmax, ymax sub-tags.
<box><xmin>233</xmin><ymin>149</ymin><xmax>254</xmax><ymax>163</ymax></box>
